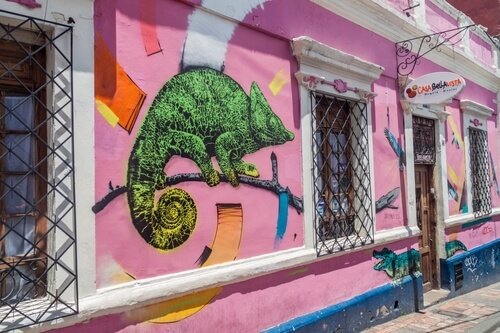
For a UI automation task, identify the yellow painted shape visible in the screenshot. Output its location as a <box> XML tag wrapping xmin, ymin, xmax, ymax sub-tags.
<box><xmin>456</xmin><ymin>160</ymin><xmax>467</xmax><ymax>209</ymax></box>
<box><xmin>203</xmin><ymin>204</ymin><xmax>243</xmax><ymax>267</ymax></box>
<box><xmin>287</xmin><ymin>267</ymin><xmax>309</xmax><ymax>276</ymax></box>
<box><xmin>448</xmin><ymin>116</ymin><xmax>463</xmax><ymax>148</ymax></box>
<box><xmin>447</xmin><ymin>165</ymin><xmax>459</xmax><ymax>187</ymax></box>
<box><xmin>268</xmin><ymin>70</ymin><xmax>288</xmax><ymax>96</ymax></box>
<box><xmin>96</xmin><ymin>99</ymin><xmax>119</xmax><ymax>127</ymax></box>
<box><xmin>112</xmin><ymin>271</ymin><xmax>135</xmax><ymax>284</ymax></box>
<box><xmin>125</xmin><ymin>287</ymin><xmax>223</xmax><ymax>324</ymax></box>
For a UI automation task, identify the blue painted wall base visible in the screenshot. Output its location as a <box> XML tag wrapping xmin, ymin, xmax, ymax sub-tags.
<box><xmin>441</xmin><ymin>238</ymin><xmax>500</xmax><ymax>297</ymax></box>
<box><xmin>262</xmin><ymin>275</ymin><xmax>423</xmax><ymax>333</ymax></box>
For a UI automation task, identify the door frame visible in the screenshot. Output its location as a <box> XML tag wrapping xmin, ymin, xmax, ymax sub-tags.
<box><xmin>414</xmin><ymin>163</ymin><xmax>438</xmax><ymax>291</ymax></box>
<box><xmin>401</xmin><ymin>100</ymin><xmax>450</xmax><ymax>290</ymax></box>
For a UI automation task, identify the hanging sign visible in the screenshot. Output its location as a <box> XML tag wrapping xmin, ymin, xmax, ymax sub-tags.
<box><xmin>404</xmin><ymin>72</ymin><xmax>465</xmax><ymax>104</ymax></box>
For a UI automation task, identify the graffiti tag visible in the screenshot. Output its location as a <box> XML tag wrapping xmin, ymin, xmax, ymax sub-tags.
<box><xmin>384</xmin><ymin>213</ymin><xmax>402</xmax><ymax>220</ymax></box>
<box><xmin>464</xmin><ymin>255</ymin><xmax>478</xmax><ymax>273</ymax></box>
<box><xmin>482</xmin><ymin>225</ymin><xmax>493</xmax><ymax>235</ymax></box>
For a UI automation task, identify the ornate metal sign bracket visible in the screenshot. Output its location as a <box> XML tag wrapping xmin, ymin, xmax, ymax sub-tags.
<box><xmin>396</xmin><ymin>24</ymin><xmax>477</xmax><ymax>86</ymax></box>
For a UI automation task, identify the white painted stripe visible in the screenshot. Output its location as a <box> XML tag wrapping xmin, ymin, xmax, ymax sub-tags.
<box><xmin>182</xmin><ymin>0</ymin><xmax>269</xmax><ymax>71</ymax></box>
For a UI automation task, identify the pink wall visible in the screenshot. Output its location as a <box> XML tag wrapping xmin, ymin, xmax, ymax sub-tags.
<box><xmin>445</xmin><ymin>101</ymin><xmax>467</xmax><ymax>216</ymax></box>
<box><xmin>446</xmin><ymin>216</ymin><xmax>498</xmax><ymax>252</ymax></box>
<box><xmin>88</xmin><ymin>0</ymin><xmax>499</xmax><ymax>331</ymax></box>
<box><xmin>95</xmin><ymin>0</ymin><xmax>303</xmax><ymax>287</ymax></box>
<box><xmin>52</xmin><ymin>238</ymin><xmax>419</xmax><ymax>333</ymax></box>
<box><xmin>373</xmin><ymin>76</ymin><xmax>407</xmax><ymax>230</ymax></box>
<box><xmin>470</xmin><ymin>33</ymin><xmax>494</xmax><ymax>67</ymax></box>
<box><xmin>426</xmin><ymin>1</ymin><xmax>458</xmax><ymax>35</ymax></box>
<box><xmin>488</xmin><ymin>117</ymin><xmax>500</xmax><ymax>208</ymax></box>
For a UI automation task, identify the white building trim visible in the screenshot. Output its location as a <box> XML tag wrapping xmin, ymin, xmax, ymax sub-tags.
<box><xmin>291</xmin><ymin>36</ymin><xmax>384</xmax><ymax>250</ymax></box>
<box><xmin>400</xmin><ymin>100</ymin><xmax>449</xmax><ymax>259</ymax></box>
<box><xmin>460</xmin><ymin>100</ymin><xmax>494</xmax><ymax>213</ymax></box>
<box><xmin>311</xmin><ymin>0</ymin><xmax>500</xmax><ymax>91</ymax></box>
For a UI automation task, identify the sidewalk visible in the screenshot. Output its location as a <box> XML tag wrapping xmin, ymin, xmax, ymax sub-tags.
<box><xmin>362</xmin><ymin>282</ymin><xmax>500</xmax><ymax>333</ymax></box>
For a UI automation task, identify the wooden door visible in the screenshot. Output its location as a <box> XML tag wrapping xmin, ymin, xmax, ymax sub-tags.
<box><xmin>415</xmin><ymin>165</ymin><xmax>437</xmax><ymax>292</ymax></box>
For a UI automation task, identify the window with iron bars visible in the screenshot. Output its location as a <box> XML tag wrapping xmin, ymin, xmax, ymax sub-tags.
<box><xmin>0</xmin><ymin>10</ymin><xmax>77</xmax><ymax>330</ymax></box>
<box><xmin>469</xmin><ymin>127</ymin><xmax>491</xmax><ymax>218</ymax></box>
<box><xmin>311</xmin><ymin>92</ymin><xmax>374</xmax><ymax>256</ymax></box>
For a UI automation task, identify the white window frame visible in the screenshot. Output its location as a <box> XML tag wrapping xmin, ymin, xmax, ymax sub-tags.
<box><xmin>462</xmin><ymin>100</ymin><xmax>493</xmax><ymax>214</ymax></box>
<box><xmin>0</xmin><ymin>2</ymin><xmax>94</xmax><ymax>330</ymax></box>
<box><xmin>291</xmin><ymin>36</ymin><xmax>386</xmax><ymax>254</ymax></box>
<box><xmin>443</xmin><ymin>100</ymin><xmax>494</xmax><ymax>226</ymax></box>
<box><xmin>400</xmin><ymin>99</ymin><xmax>450</xmax><ymax>259</ymax></box>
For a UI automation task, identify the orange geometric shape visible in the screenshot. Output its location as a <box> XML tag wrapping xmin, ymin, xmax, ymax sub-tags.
<box><xmin>202</xmin><ymin>204</ymin><xmax>243</xmax><ymax>267</ymax></box>
<box><xmin>128</xmin><ymin>204</ymin><xmax>243</xmax><ymax>324</ymax></box>
<box><xmin>95</xmin><ymin>33</ymin><xmax>146</xmax><ymax>133</ymax></box>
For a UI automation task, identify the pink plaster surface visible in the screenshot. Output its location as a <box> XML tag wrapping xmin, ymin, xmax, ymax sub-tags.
<box><xmin>95</xmin><ymin>0</ymin><xmax>303</xmax><ymax>287</ymax></box>
<box><xmin>372</xmin><ymin>76</ymin><xmax>407</xmax><ymax>230</ymax></box>
<box><xmin>52</xmin><ymin>238</ymin><xmax>419</xmax><ymax>333</ymax></box>
<box><xmin>446</xmin><ymin>217</ymin><xmax>498</xmax><ymax>251</ymax></box>
<box><xmin>488</xmin><ymin>119</ymin><xmax>500</xmax><ymax>208</ymax></box>
<box><xmin>426</xmin><ymin>1</ymin><xmax>458</xmax><ymax>36</ymax></box>
<box><xmin>445</xmin><ymin>102</ymin><xmax>466</xmax><ymax>216</ymax></box>
<box><xmin>94</xmin><ymin>0</ymin><xmax>498</xmax><ymax>287</ymax></box>
<box><xmin>90</xmin><ymin>0</ymin><xmax>500</xmax><ymax>330</ymax></box>
<box><xmin>470</xmin><ymin>33</ymin><xmax>493</xmax><ymax>67</ymax></box>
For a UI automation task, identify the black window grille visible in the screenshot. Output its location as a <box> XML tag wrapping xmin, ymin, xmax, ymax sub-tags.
<box><xmin>469</xmin><ymin>127</ymin><xmax>491</xmax><ymax>218</ymax></box>
<box><xmin>311</xmin><ymin>92</ymin><xmax>374</xmax><ymax>256</ymax></box>
<box><xmin>0</xmin><ymin>9</ymin><xmax>77</xmax><ymax>331</ymax></box>
<box><xmin>413</xmin><ymin>116</ymin><xmax>435</xmax><ymax>164</ymax></box>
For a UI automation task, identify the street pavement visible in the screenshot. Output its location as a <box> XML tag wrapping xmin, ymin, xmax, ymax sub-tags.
<box><xmin>363</xmin><ymin>281</ymin><xmax>500</xmax><ymax>333</ymax></box>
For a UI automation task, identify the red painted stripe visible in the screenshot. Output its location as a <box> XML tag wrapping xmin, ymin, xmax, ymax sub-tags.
<box><xmin>140</xmin><ymin>0</ymin><xmax>162</xmax><ymax>56</ymax></box>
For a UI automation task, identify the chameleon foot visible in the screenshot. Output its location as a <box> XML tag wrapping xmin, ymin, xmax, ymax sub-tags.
<box><xmin>204</xmin><ymin>169</ymin><xmax>220</xmax><ymax>187</ymax></box>
<box><xmin>234</xmin><ymin>161</ymin><xmax>259</xmax><ymax>178</ymax></box>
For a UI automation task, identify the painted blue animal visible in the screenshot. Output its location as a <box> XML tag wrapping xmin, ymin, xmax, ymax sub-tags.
<box><xmin>375</xmin><ymin>187</ymin><xmax>400</xmax><ymax>213</ymax></box>
<box><xmin>384</xmin><ymin>128</ymin><xmax>405</xmax><ymax>170</ymax></box>
<box><xmin>373</xmin><ymin>247</ymin><xmax>420</xmax><ymax>280</ymax></box>
<box><xmin>445</xmin><ymin>240</ymin><xmax>467</xmax><ymax>258</ymax></box>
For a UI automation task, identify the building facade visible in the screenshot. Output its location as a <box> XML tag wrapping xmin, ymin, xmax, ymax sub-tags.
<box><xmin>0</xmin><ymin>0</ymin><xmax>498</xmax><ymax>332</ymax></box>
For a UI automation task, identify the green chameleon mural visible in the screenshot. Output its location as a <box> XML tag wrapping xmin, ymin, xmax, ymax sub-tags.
<box><xmin>127</xmin><ymin>68</ymin><xmax>295</xmax><ymax>250</ymax></box>
<box><xmin>373</xmin><ymin>248</ymin><xmax>421</xmax><ymax>280</ymax></box>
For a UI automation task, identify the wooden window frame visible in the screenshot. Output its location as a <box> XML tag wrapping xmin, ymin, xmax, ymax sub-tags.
<box><xmin>0</xmin><ymin>38</ymin><xmax>48</xmax><ymax>304</ymax></box>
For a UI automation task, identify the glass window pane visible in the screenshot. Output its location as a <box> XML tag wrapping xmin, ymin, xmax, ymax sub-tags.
<box><xmin>2</xmin><ymin>175</ymin><xmax>35</xmax><ymax>214</ymax></box>
<box><xmin>2</xmin><ymin>134</ymin><xmax>33</xmax><ymax>172</ymax></box>
<box><xmin>3</xmin><ymin>96</ymin><xmax>35</xmax><ymax>131</ymax></box>
<box><xmin>4</xmin><ymin>216</ymin><xmax>36</xmax><ymax>257</ymax></box>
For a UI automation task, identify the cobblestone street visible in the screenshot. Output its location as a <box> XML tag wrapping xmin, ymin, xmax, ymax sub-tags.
<box><xmin>363</xmin><ymin>282</ymin><xmax>500</xmax><ymax>333</ymax></box>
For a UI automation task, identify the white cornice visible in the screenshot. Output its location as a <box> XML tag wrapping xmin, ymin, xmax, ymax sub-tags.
<box><xmin>311</xmin><ymin>0</ymin><xmax>500</xmax><ymax>92</ymax></box>
<box><xmin>400</xmin><ymin>100</ymin><xmax>451</xmax><ymax>122</ymax></box>
<box><xmin>292</xmin><ymin>36</ymin><xmax>385</xmax><ymax>83</ymax></box>
<box><xmin>460</xmin><ymin>100</ymin><xmax>494</xmax><ymax>119</ymax></box>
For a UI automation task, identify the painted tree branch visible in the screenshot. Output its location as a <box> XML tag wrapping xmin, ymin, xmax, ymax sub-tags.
<box><xmin>92</xmin><ymin>153</ymin><xmax>303</xmax><ymax>214</ymax></box>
